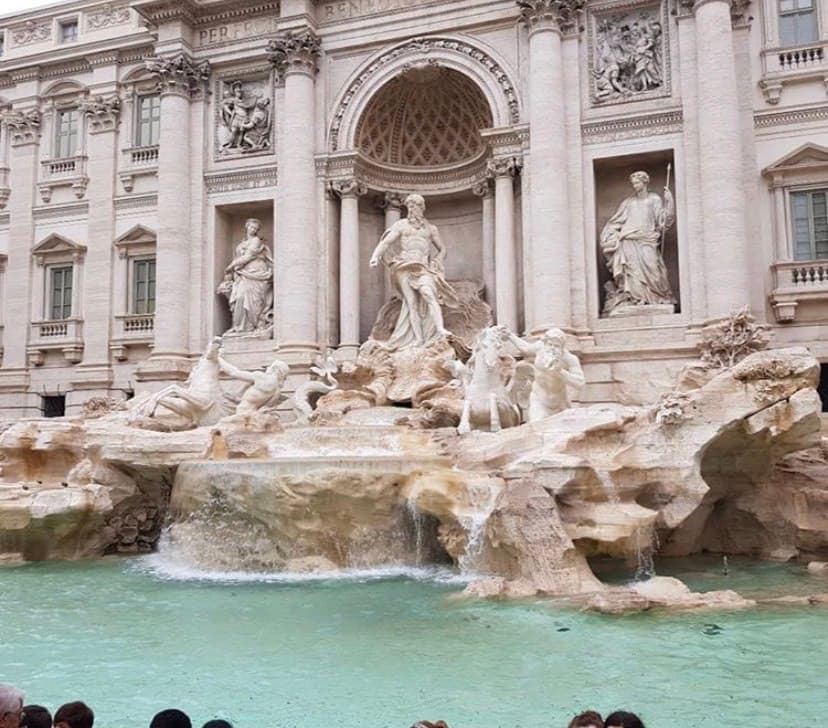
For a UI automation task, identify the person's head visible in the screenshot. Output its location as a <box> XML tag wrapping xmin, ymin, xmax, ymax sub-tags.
<box><xmin>629</xmin><ymin>171</ymin><xmax>649</xmax><ymax>193</ymax></box>
<box><xmin>244</xmin><ymin>218</ymin><xmax>261</xmax><ymax>236</ymax></box>
<box><xmin>202</xmin><ymin>721</ymin><xmax>233</xmax><ymax>728</ymax></box>
<box><xmin>0</xmin><ymin>686</ymin><xmax>24</xmax><ymax>728</ymax></box>
<box><xmin>568</xmin><ymin>711</ymin><xmax>603</xmax><ymax>728</ymax></box>
<box><xmin>405</xmin><ymin>194</ymin><xmax>426</xmax><ymax>223</ymax></box>
<box><xmin>230</xmin><ymin>81</ymin><xmax>243</xmax><ymax>98</ymax></box>
<box><xmin>53</xmin><ymin>702</ymin><xmax>93</xmax><ymax>728</ymax></box>
<box><xmin>21</xmin><ymin>706</ymin><xmax>51</xmax><ymax>728</ymax></box>
<box><xmin>149</xmin><ymin>710</ymin><xmax>191</xmax><ymax>728</ymax></box>
<box><xmin>604</xmin><ymin>711</ymin><xmax>645</xmax><ymax>728</ymax></box>
<box><xmin>265</xmin><ymin>359</ymin><xmax>289</xmax><ymax>383</ymax></box>
<box><xmin>541</xmin><ymin>327</ymin><xmax>567</xmax><ymax>356</ymax></box>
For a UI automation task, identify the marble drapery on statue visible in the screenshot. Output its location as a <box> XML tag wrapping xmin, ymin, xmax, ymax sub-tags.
<box><xmin>369</xmin><ymin>194</ymin><xmax>459</xmax><ymax>350</ymax></box>
<box><xmin>217</xmin><ymin>218</ymin><xmax>274</xmax><ymax>334</ymax></box>
<box><xmin>599</xmin><ymin>170</ymin><xmax>675</xmax><ymax>316</ymax></box>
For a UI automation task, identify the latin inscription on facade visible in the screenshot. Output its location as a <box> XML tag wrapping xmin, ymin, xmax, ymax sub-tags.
<box><xmin>320</xmin><ymin>0</ymin><xmax>424</xmax><ymax>21</ymax></box>
<box><xmin>197</xmin><ymin>17</ymin><xmax>279</xmax><ymax>47</ymax></box>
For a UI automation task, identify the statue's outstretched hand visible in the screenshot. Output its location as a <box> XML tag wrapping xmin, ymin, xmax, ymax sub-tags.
<box><xmin>369</xmin><ymin>254</ymin><xmax>380</xmax><ymax>268</ymax></box>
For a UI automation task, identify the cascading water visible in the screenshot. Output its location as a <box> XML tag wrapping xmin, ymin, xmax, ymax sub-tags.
<box><xmin>457</xmin><ymin>479</ymin><xmax>500</xmax><ymax>572</ymax></box>
<box><xmin>404</xmin><ymin>497</ymin><xmax>426</xmax><ymax>566</ymax></box>
<box><xmin>634</xmin><ymin>523</ymin><xmax>659</xmax><ymax>581</ymax></box>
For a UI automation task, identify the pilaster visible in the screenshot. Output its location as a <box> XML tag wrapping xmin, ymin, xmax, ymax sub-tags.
<box><xmin>487</xmin><ymin>156</ymin><xmax>521</xmax><ymax>331</ymax></box>
<box><xmin>473</xmin><ymin>180</ymin><xmax>496</xmax><ymax>312</ymax></box>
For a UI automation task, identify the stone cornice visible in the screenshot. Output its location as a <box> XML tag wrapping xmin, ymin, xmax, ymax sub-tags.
<box><xmin>267</xmin><ymin>29</ymin><xmax>322</xmax><ymax>79</ymax></box>
<box><xmin>133</xmin><ymin>0</ymin><xmax>280</xmax><ymax>27</ymax></box>
<box><xmin>204</xmin><ymin>166</ymin><xmax>277</xmax><ymax>194</ymax></box>
<box><xmin>754</xmin><ymin>104</ymin><xmax>828</xmax><ymax>129</ymax></box>
<box><xmin>581</xmin><ymin>109</ymin><xmax>683</xmax><ymax>144</ymax></box>
<box><xmin>516</xmin><ymin>0</ymin><xmax>585</xmax><ymax>34</ymax></box>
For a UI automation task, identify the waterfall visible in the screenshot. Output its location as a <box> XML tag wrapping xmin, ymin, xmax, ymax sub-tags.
<box><xmin>405</xmin><ymin>497</ymin><xmax>426</xmax><ymax>566</ymax></box>
<box><xmin>634</xmin><ymin>524</ymin><xmax>659</xmax><ymax>581</ymax></box>
<box><xmin>458</xmin><ymin>480</ymin><xmax>499</xmax><ymax>572</ymax></box>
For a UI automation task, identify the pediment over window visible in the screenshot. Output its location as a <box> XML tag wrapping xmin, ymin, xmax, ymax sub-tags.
<box><xmin>763</xmin><ymin>144</ymin><xmax>828</xmax><ymax>184</ymax></box>
<box><xmin>114</xmin><ymin>224</ymin><xmax>156</xmax><ymax>257</ymax></box>
<box><xmin>32</xmin><ymin>234</ymin><xmax>86</xmax><ymax>265</ymax></box>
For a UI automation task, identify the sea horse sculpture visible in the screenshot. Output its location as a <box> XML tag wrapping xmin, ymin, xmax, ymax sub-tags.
<box><xmin>130</xmin><ymin>338</ymin><xmax>231</xmax><ymax>428</ymax></box>
<box><xmin>457</xmin><ymin>326</ymin><xmax>524</xmax><ymax>434</ymax></box>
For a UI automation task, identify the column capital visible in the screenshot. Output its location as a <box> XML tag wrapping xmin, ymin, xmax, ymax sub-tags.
<box><xmin>382</xmin><ymin>191</ymin><xmax>406</xmax><ymax>210</ymax></box>
<box><xmin>145</xmin><ymin>52</ymin><xmax>211</xmax><ymax>99</ymax></box>
<box><xmin>79</xmin><ymin>94</ymin><xmax>121</xmax><ymax>134</ymax></box>
<box><xmin>680</xmin><ymin>0</ymin><xmax>752</xmax><ymax>24</ymax></box>
<box><xmin>487</xmin><ymin>156</ymin><xmax>522</xmax><ymax>178</ymax></box>
<box><xmin>330</xmin><ymin>178</ymin><xmax>367</xmax><ymax>199</ymax></box>
<box><xmin>516</xmin><ymin>0</ymin><xmax>585</xmax><ymax>35</ymax></box>
<box><xmin>267</xmin><ymin>29</ymin><xmax>322</xmax><ymax>80</ymax></box>
<box><xmin>1</xmin><ymin>109</ymin><xmax>41</xmax><ymax>146</ymax></box>
<box><xmin>472</xmin><ymin>179</ymin><xmax>493</xmax><ymax>199</ymax></box>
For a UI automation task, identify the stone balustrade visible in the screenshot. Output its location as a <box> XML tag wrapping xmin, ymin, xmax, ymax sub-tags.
<box><xmin>28</xmin><ymin>318</ymin><xmax>84</xmax><ymax>365</ymax></box>
<box><xmin>770</xmin><ymin>259</ymin><xmax>828</xmax><ymax>322</ymax></box>
<box><xmin>110</xmin><ymin>313</ymin><xmax>154</xmax><ymax>360</ymax></box>
<box><xmin>38</xmin><ymin>155</ymin><xmax>89</xmax><ymax>202</ymax></box>
<box><xmin>760</xmin><ymin>39</ymin><xmax>828</xmax><ymax>103</ymax></box>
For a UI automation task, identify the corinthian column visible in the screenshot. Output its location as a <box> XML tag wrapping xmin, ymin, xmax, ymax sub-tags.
<box><xmin>79</xmin><ymin>93</ymin><xmax>120</xmax><ymax>375</ymax></box>
<box><xmin>141</xmin><ymin>53</ymin><xmax>210</xmax><ymax>378</ymax></box>
<box><xmin>517</xmin><ymin>0</ymin><xmax>584</xmax><ymax>334</ymax></box>
<box><xmin>487</xmin><ymin>157</ymin><xmax>520</xmax><ymax>331</ymax></box>
<box><xmin>268</xmin><ymin>30</ymin><xmax>321</xmax><ymax>358</ymax></box>
<box><xmin>473</xmin><ymin>180</ymin><xmax>496</xmax><ymax>310</ymax></box>
<box><xmin>691</xmin><ymin>0</ymin><xmax>751</xmax><ymax>317</ymax></box>
<box><xmin>331</xmin><ymin>178</ymin><xmax>367</xmax><ymax>355</ymax></box>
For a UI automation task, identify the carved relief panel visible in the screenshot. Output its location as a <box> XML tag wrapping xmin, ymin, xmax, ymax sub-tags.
<box><xmin>588</xmin><ymin>1</ymin><xmax>670</xmax><ymax>106</ymax></box>
<box><xmin>214</xmin><ymin>70</ymin><xmax>273</xmax><ymax>159</ymax></box>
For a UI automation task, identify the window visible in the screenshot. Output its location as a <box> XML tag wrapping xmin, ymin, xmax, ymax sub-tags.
<box><xmin>55</xmin><ymin>109</ymin><xmax>79</xmax><ymax>158</ymax></box>
<box><xmin>136</xmin><ymin>95</ymin><xmax>161</xmax><ymax>147</ymax></box>
<box><xmin>42</xmin><ymin>395</ymin><xmax>66</xmax><ymax>418</ymax></box>
<box><xmin>0</xmin><ymin>31</ymin><xmax>5</xmax><ymax>57</ymax></box>
<box><xmin>132</xmin><ymin>258</ymin><xmax>156</xmax><ymax>314</ymax></box>
<box><xmin>779</xmin><ymin>0</ymin><xmax>818</xmax><ymax>46</ymax></box>
<box><xmin>49</xmin><ymin>265</ymin><xmax>73</xmax><ymax>320</ymax></box>
<box><xmin>58</xmin><ymin>19</ymin><xmax>78</xmax><ymax>43</ymax></box>
<box><xmin>791</xmin><ymin>189</ymin><xmax>828</xmax><ymax>260</ymax></box>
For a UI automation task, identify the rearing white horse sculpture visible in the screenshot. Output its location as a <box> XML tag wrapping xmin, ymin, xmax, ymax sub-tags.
<box><xmin>457</xmin><ymin>326</ymin><xmax>522</xmax><ymax>434</ymax></box>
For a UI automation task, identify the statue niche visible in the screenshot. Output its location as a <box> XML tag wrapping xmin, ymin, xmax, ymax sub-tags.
<box><xmin>217</xmin><ymin>217</ymin><xmax>274</xmax><ymax>336</ymax></box>
<box><xmin>217</xmin><ymin>78</ymin><xmax>272</xmax><ymax>155</ymax></box>
<box><xmin>597</xmin><ymin>162</ymin><xmax>679</xmax><ymax>317</ymax></box>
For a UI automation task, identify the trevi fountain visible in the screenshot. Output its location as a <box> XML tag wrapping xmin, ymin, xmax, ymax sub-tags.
<box><xmin>3</xmin><ymin>193</ymin><xmax>828</xmax><ymax>726</ymax></box>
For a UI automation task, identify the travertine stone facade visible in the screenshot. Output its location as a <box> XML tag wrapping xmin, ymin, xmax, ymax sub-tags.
<box><xmin>0</xmin><ymin>0</ymin><xmax>827</xmax><ymax>416</ymax></box>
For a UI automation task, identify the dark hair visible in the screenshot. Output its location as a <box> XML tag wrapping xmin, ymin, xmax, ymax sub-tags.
<box><xmin>21</xmin><ymin>706</ymin><xmax>51</xmax><ymax>728</ymax></box>
<box><xmin>149</xmin><ymin>710</ymin><xmax>192</xmax><ymax>728</ymax></box>
<box><xmin>604</xmin><ymin>711</ymin><xmax>645</xmax><ymax>728</ymax></box>
<box><xmin>202</xmin><ymin>721</ymin><xmax>233</xmax><ymax>728</ymax></box>
<box><xmin>569</xmin><ymin>711</ymin><xmax>603</xmax><ymax>728</ymax></box>
<box><xmin>53</xmin><ymin>702</ymin><xmax>93</xmax><ymax>728</ymax></box>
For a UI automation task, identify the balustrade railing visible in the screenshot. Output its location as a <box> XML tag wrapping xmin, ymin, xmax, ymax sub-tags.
<box><xmin>126</xmin><ymin>146</ymin><xmax>159</xmax><ymax>167</ymax></box>
<box><xmin>774</xmin><ymin>260</ymin><xmax>828</xmax><ymax>289</ymax></box>
<box><xmin>41</xmin><ymin>155</ymin><xmax>87</xmax><ymax>180</ymax></box>
<box><xmin>30</xmin><ymin>318</ymin><xmax>83</xmax><ymax>342</ymax></box>
<box><xmin>763</xmin><ymin>40</ymin><xmax>828</xmax><ymax>74</ymax></box>
<box><xmin>114</xmin><ymin>313</ymin><xmax>154</xmax><ymax>340</ymax></box>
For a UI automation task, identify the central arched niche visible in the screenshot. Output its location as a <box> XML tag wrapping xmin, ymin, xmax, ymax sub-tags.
<box><xmin>355</xmin><ymin>65</ymin><xmax>493</xmax><ymax>170</ymax></box>
<box><xmin>352</xmin><ymin>66</ymin><xmax>500</xmax><ymax>341</ymax></box>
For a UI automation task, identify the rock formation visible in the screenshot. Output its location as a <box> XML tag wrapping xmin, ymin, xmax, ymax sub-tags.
<box><xmin>0</xmin><ymin>346</ymin><xmax>823</xmax><ymax>610</ymax></box>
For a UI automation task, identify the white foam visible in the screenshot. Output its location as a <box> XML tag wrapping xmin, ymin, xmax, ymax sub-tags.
<box><xmin>131</xmin><ymin>552</ymin><xmax>475</xmax><ymax>586</ymax></box>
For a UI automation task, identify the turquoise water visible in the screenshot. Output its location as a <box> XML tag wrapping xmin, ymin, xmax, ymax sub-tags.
<box><xmin>2</xmin><ymin>556</ymin><xmax>827</xmax><ymax>728</ymax></box>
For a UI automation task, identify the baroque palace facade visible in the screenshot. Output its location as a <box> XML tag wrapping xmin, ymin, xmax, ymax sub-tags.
<box><xmin>0</xmin><ymin>0</ymin><xmax>827</xmax><ymax>416</ymax></box>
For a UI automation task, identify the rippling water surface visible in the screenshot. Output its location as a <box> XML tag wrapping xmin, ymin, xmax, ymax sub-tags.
<box><xmin>2</xmin><ymin>556</ymin><xmax>827</xmax><ymax>728</ymax></box>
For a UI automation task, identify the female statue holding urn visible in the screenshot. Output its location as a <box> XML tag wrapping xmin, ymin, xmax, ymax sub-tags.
<box><xmin>218</xmin><ymin>218</ymin><xmax>273</xmax><ymax>334</ymax></box>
